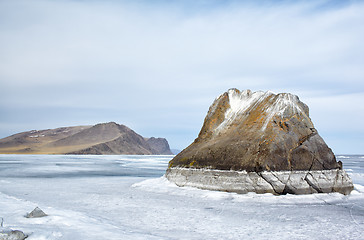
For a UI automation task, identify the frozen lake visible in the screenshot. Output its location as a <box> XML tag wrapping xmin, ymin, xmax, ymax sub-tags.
<box><xmin>0</xmin><ymin>154</ymin><xmax>363</xmax><ymax>240</ymax></box>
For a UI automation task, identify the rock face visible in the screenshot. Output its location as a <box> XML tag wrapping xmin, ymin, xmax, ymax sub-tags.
<box><xmin>0</xmin><ymin>122</ymin><xmax>173</xmax><ymax>155</ymax></box>
<box><xmin>166</xmin><ymin>89</ymin><xmax>354</xmax><ymax>195</ymax></box>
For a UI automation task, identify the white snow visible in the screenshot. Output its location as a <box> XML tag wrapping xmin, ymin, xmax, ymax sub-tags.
<box><xmin>215</xmin><ymin>89</ymin><xmax>270</xmax><ymax>133</ymax></box>
<box><xmin>261</xmin><ymin>93</ymin><xmax>307</xmax><ymax>131</ymax></box>
<box><xmin>227</xmin><ymin>89</ymin><xmax>265</xmax><ymax>114</ymax></box>
<box><xmin>0</xmin><ymin>155</ymin><xmax>363</xmax><ymax>240</ymax></box>
<box><xmin>28</xmin><ymin>135</ymin><xmax>45</xmax><ymax>138</ymax></box>
<box><xmin>214</xmin><ymin>90</ymin><xmax>309</xmax><ymax>133</ymax></box>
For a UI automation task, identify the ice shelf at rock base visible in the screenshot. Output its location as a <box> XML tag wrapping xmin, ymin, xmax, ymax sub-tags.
<box><xmin>166</xmin><ymin>168</ymin><xmax>354</xmax><ymax>195</ymax></box>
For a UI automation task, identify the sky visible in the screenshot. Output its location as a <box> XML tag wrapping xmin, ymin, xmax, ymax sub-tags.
<box><xmin>0</xmin><ymin>0</ymin><xmax>363</xmax><ymax>153</ymax></box>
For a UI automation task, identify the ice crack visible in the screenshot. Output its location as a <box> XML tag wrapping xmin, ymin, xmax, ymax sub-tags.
<box><xmin>304</xmin><ymin>172</ymin><xmax>322</xmax><ymax>193</ymax></box>
<box><xmin>257</xmin><ymin>172</ymin><xmax>279</xmax><ymax>195</ymax></box>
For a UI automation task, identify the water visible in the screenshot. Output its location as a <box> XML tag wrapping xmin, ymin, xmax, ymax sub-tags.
<box><xmin>0</xmin><ymin>154</ymin><xmax>363</xmax><ymax>240</ymax></box>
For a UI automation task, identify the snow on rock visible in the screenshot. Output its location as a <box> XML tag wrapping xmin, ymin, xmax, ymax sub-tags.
<box><xmin>215</xmin><ymin>89</ymin><xmax>267</xmax><ymax>133</ymax></box>
<box><xmin>261</xmin><ymin>92</ymin><xmax>308</xmax><ymax>131</ymax></box>
<box><xmin>214</xmin><ymin>89</ymin><xmax>309</xmax><ymax>133</ymax></box>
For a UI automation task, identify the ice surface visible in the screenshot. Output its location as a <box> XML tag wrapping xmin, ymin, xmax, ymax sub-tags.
<box><xmin>0</xmin><ymin>155</ymin><xmax>363</xmax><ymax>240</ymax></box>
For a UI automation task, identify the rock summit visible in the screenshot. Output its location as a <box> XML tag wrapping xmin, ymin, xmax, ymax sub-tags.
<box><xmin>166</xmin><ymin>89</ymin><xmax>353</xmax><ymax>195</ymax></box>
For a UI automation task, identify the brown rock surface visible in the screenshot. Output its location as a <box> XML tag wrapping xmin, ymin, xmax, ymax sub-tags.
<box><xmin>169</xmin><ymin>89</ymin><xmax>341</xmax><ymax>172</ymax></box>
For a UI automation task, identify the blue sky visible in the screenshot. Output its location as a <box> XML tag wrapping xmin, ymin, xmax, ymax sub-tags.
<box><xmin>1</xmin><ymin>0</ymin><xmax>363</xmax><ymax>153</ymax></box>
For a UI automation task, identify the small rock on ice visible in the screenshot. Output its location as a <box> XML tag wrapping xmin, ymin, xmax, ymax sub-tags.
<box><xmin>25</xmin><ymin>207</ymin><xmax>47</xmax><ymax>218</ymax></box>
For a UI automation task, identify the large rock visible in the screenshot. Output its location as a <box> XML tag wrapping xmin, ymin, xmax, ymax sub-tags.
<box><xmin>166</xmin><ymin>89</ymin><xmax>354</xmax><ymax>195</ymax></box>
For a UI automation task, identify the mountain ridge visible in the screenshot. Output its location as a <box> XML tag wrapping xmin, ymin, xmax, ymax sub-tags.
<box><xmin>0</xmin><ymin>122</ymin><xmax>173</xmax><ymax>155</ymax></box>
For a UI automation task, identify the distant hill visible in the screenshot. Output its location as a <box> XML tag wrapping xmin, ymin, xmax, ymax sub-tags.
<box><xmin>0</xmin><ymin>122</ymin><xmax>173</xmax><ymax>155</ymax></box>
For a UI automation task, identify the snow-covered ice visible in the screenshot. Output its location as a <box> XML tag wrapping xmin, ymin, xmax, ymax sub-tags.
<box><xmin>0</xmin><ymin>155</ymin><xmax>363</xmax><ymax>240</ymax></box>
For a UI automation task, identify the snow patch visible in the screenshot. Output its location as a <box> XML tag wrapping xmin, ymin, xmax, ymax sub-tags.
<box><xmin>213</xmin><ymin>89</ymin><xmax>309</xmax><ymax>133</ymax></box>
<box><xmin>29</xmin><ymin>135</ymin><xmax>45</xmax><ymax>138</ymax></box>
<box><xmin>215</xmin><ymin>90</ymin><xmax>269</xmax><ymax>133</ymax></box>
<box><xmin>262</xmin><ymin>93</ymin><xmax>306</xmax><ymax>131</ymax></box>
<box><xmin>353</xmin><ymin>184</ymin><xmax>364</xmax><ymax>193</ymax></box>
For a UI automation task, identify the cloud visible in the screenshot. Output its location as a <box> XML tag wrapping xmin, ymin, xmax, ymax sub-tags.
<box><xmin>0</xmin><ymin>0</ymin><xmax>364</xmax><ymax>152</ymax></box>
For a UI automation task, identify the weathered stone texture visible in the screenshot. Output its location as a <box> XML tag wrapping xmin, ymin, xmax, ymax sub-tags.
<box><xmin>167</xmin><ymin>89</ymin><xmax>354</xmax><ymax>195</ymax></box>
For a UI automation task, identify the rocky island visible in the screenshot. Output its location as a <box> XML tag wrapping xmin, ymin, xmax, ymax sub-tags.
<box><xmin>0</xmin><ymin>122</ymin><xmax>173</xmax><ymax>155</ymax></box>
<box><xmin>166</xmin><ymin>89</ymin><xmax>353</xmax><ymax>195</ymax></box>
